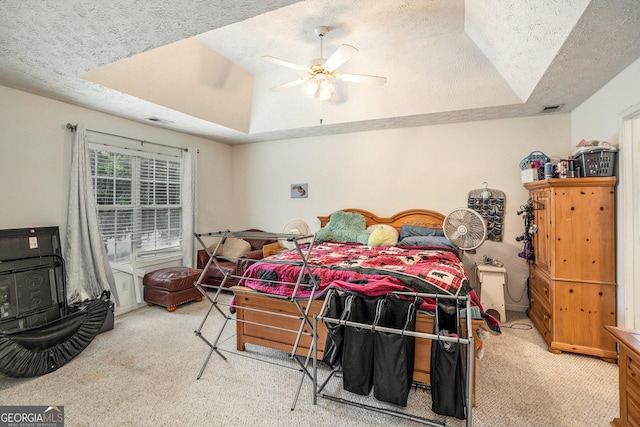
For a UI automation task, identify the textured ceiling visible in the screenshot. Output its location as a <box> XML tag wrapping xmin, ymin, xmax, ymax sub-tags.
<box><xmin>1</xmin><ymin>0</ymin><xmax>639</xmax><ymax>145</ymax></box>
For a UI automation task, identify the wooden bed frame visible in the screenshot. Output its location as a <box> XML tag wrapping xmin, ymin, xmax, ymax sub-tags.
<box><xmin>231</xmin><ymin>209</ymin><xmax>482</xmax><ymax>405</ymax></box>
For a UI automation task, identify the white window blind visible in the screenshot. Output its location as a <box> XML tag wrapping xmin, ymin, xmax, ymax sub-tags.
<box><xmin>89</xmin><ymin>144</ymin><xmax>183</xmax><ymax>264</ymax></box>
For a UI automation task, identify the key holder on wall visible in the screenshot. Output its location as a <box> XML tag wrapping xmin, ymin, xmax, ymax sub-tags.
<box><xmin>467</xmin><ymin>183</ymin><xmax>505</xmax><ymax>242</ymax></box>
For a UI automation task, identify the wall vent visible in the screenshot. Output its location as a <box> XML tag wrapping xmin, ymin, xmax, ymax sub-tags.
<box><xmin>145</xmin><ymin>117</ymin><xmax>174</xmax><ymax>124</ymax></box>
<box><xmin>539</xmin><ymin>104</ymin><xmax>564</xmax><ymax>113</ymax></box>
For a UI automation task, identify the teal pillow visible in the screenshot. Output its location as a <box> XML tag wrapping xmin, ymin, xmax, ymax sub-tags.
<box><xmin>356</xmin><ymin>231</ymin><xmax>371</xmax><ymax>244</ymax></box>
<box><xmin>315</xmin><ymin>211</ymin><xmax>367</xmax><ymax>243</ymax></box>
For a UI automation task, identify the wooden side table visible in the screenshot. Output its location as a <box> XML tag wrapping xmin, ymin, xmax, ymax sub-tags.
<box><xmin>605</xmin><ymin>326</ymin><xmax>638</xmax><ymax>426</ymax></box>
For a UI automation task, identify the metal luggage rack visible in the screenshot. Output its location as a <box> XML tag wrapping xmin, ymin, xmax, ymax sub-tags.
<box><xmin>192</xmin><ymin>230</ymin><xmax>318</xmax><ymax>409</ymax></box>
<box><xmin>193</xmin><ymin>232</ymin><xmax>474</xmax><ymax>424</ymax></box>
<box><xmin>312</xmin><ymin>291</ymin><xmax>474</xmax><ymax>427</ymax></box>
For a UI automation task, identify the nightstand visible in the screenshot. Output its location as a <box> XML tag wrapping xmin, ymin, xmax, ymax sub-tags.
<box><xmin>262</xmin><ymin>242</ymin><xmax>288</xmax><ymax>258</ymax></box>
<box><xmin>476</xmin><ymin>263</ymin><xmax>507</xmax><ymax>322</ymax></box>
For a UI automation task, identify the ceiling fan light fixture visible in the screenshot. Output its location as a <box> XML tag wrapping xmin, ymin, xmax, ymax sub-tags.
<box><xmin>317</xmin><ymin>80</ymin><xmax>334</xmax><ymax>101</ymax></box>
<box><xmin>304</xmin><ymin>76</ymin><xmax>334</xmax><ymax>101</ymax></box>
<box><xmin>304</xmin><ymin>80</ymin><xmax>318</xmax><ymax>97</ymax></box>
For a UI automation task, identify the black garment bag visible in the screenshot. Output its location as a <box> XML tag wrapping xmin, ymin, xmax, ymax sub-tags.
<box><xmin>372</xmin><ymin>295</ymin><xmax>417</xmax><ymax>406</ymax></box>
<box><xmin>321</xmin><ymin>289</ymin><xmax>345</xmax><ymax>369</ymax></box>
<box><xmin>341</xmin><ymin>294</ymin><xmax>380</xmax><ymax>395</ymax></box>
<box><xmin>430</xmin><ymin>301</ymin><xmax>466</xmax><ymax>420</ymax></box>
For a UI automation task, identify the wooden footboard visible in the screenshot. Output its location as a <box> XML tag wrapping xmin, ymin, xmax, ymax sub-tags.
<box><xmin>231</xmin><ymin>286</ymin><xmax>480</xmax><ymax>406</ymax></box>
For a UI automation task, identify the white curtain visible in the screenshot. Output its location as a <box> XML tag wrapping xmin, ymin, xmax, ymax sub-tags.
<box><xmin>181</xmin><ymin>147</ymin><xmax>198</xmax><ymax>267</ymax></box>
<box><xmin>64</xmin><ymin>124</ymin><xmax>119</xmax><ymax>305</ymax></box>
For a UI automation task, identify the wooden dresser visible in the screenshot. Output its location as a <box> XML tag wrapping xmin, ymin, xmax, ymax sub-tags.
<box><xmin>605</xmin><ymin>326</ymin><xmax>640</xmax><ymax>426</ymax></box>
<box><xmin>524</xmin><ymin>177</ymin><xmax>617</xmax><ymax>361</ymax></box>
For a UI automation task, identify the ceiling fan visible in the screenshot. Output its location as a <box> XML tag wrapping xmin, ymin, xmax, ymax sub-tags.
<box><xmin>263</xmin><ymin>26</ymin><xmax>387</xmax><ymax>101</ymax></box>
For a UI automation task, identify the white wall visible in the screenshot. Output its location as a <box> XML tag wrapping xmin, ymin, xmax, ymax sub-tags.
<box><xmin>231</xmin><ymin>114</ymin><xmax>574</xmax><ymax>312</ymax></box>
<box><xmin>0</xmin><ymin>86</ymin><xmax>232</xmax><ymax>313</ymax></box>
<box><xmin>571</xmin><ymin>56</ymin><xmax>640</xmax><ymax>328</ymax></box>
<box><xmin>571</xmin><ymin>57</ymin><xmax>640</xmax><ymax>145</ymax></box>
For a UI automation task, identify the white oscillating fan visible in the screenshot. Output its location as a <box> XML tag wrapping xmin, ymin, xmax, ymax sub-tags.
<box><xmin>443</xmin><ymin>208</ymin><xmax>487</xmax><ymax>261</ymax></box>
<box><xmin>282</xmin><ymin>219</ymin><xmax>311</xmax><ymax>250</ymax></box>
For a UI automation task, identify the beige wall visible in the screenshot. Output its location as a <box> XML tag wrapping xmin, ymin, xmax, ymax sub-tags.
<box><xmin>0</xmin><ymin>86</ymin><xmax>232</xmax><ymax>313</ymax></box>
<box><xmin>231</xmin><ymin>114</ymin><xmax>574</xmax><ymax>312</ymax></box>
<box><xmin>82</xmin><ymin>38</ymin><xmax>254</xmax><ymax>133</ymax></box>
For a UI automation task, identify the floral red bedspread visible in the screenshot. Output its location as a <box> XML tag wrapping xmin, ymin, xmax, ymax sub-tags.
<box><xmin>240</xmin><ymin>242</ymin><xmax>500</xmax><ymax>332</ymax></box>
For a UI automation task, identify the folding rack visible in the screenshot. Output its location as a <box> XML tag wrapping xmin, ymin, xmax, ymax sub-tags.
<box><xmin>312</xmin><ymin>292</ymin><xmax>474</xmax><ymax>427</ymax></box>
<box><xmin>192</xmin><ymin>230</ymin><xmax>318</xmax><ymax>409</ymax></box>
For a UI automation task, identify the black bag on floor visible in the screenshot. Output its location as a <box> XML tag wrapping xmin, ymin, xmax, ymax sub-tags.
<box><xmin>430</xmin><ymin>301</ymin><xmax>466</xmax><ymax>420</ymax></box>
<box><xmin>341</xmin><ymin>294</ymin><xmax>379</xmax><ymax>395</ymax></box>
<box><xmin>373</xmin><ymin>295</ymin><xmax>417</xmax><ymax>406</ymax></box>
<box><xmin>0</xmin><ymin>295</ymin><xmax>110</xmax><ymax>377</ymax></box>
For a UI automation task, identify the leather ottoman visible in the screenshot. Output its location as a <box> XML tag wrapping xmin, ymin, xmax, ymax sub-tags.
<box><xmin>143</xmin><ymin>267</ymin><xmax>204</xmax><ymax>312</ymax></box>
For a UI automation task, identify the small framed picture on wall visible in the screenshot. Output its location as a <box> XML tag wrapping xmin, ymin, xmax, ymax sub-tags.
<box><xmin>291</xmin><ymin>184</ymin><xmax>308</xmax><ymax>198</ymax></box>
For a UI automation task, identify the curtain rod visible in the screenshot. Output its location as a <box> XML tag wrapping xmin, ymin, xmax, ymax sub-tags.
<box><xmin>66</xmin><ymin>123</ymin><xmax>188</xmax><ymax>153</ymax></box>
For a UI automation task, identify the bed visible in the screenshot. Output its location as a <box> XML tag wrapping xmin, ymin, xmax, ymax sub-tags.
<box><xmin>229</xmin><ymin>208</ymin><xmax>500</xmax><ymax>406</ymax></box>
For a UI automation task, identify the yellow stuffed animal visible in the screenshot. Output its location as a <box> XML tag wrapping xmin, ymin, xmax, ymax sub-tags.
<box><xmin>367</xmin><ymin>225</ymin><xmax>399</xmax><ymax>247</ymax></box>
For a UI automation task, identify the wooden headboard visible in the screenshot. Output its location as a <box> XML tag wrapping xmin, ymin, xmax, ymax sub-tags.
<box><xmin>317</xmin><ymin>208</ymin><xmax>445</xmax><ymax>232</ymax></box>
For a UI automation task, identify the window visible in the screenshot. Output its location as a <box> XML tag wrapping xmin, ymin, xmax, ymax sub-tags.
<box><xmin>89</xmin><ymin>144</ymin><xmax>183</xmax><ymax>264</ymax></box>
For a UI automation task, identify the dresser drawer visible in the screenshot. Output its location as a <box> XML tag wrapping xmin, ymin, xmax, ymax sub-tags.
<box><xmin>628</xmin><ymin>355</ymin><xmax>640</xmax><ymax>391</ymax></box>
<box><xmin>627</xmin><ymin>392</ymin><xmax>640</xmax><ymax>427</ymax></box>
<box><xmin>626</xmin><ymin>353</ymin><xmax>640</xmax><ymax>427</ymax></box>
<box><xmin>529</xmin><ymin>291</ymin><xmax>552</xmax><ymax>335</ymax></box>
<box><xmin>529</xmin><ymin>269</ymin><xmax>551</xmax><ymax>306</ymax></box>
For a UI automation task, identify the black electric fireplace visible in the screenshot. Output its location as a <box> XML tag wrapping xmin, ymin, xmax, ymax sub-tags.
<box><xmin>0</xmin><ymin>227</ymin><xmax>66</xmax><ymax>331</ymax></box>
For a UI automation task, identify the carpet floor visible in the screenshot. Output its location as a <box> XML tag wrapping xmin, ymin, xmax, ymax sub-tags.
<box><xmin>0</xmin><ymin>293</ymin><xmax>619</xmax><ymax>426</ymax></box>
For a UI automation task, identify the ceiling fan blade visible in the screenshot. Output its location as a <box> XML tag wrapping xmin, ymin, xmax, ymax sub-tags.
<box><xmin>262</xmin><ymin>56</ymin><xmax>308</xmax><ymax>72</ymax></box>
<box><xmin>337</xmin><ymin>73</ymin><xmax>387</xmax><ymax>86</ymax></box>
<box><xmin>323</xmin><ymin>44</ymin><xmax>358</xmax><ymax>70</ymax></box>
<box><xmin>269</xmin><ymin>78</ymin><xmax>309</xmax><ymax>91</ymax></box>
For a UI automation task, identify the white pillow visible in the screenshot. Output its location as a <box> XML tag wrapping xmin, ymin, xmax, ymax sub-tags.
<box><xmin>210</xmin><ymin>238</ymin><xmax>251</xmax><ymax>260</ymax></box>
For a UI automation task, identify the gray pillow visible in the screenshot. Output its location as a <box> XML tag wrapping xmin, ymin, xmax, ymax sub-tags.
<box><xmin>398</xmin><ymin>235</ymin><xmax>457</xmax><ymax>249</ymax></box>
<box><xmin>398</xmin><ymin>225</ymin><xmax>445</xmax><ymax>241</ymax></box>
